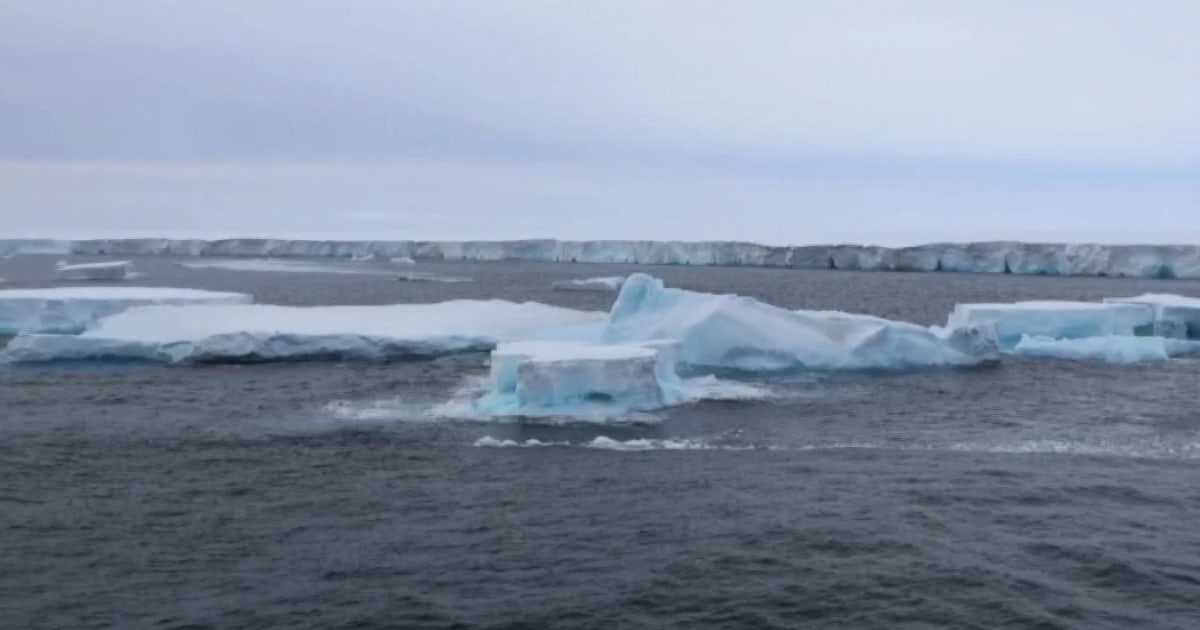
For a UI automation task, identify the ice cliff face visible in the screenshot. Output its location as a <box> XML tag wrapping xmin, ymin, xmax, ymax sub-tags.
<box><xmin>5</xmin><ymin>238</ymin><xmax>1200</xmax><ymax>278</ymax></box>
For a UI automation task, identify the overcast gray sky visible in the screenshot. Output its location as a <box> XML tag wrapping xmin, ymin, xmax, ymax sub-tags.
<box><xmin>2</xmin><ymin>0</ymin><xmax>1197</xmax><ymax>244</ymax></box>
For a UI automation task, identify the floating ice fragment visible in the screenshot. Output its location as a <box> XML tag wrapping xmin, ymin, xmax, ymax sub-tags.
<box><xmin>552</xmin><ymin>276</ymin><xmax>625</xmax><ymax>292</ymax></box>
<box><xmin>55</xmin><ymin>260</ymin><xmax>133</xmax><ymax>281</ymax></box>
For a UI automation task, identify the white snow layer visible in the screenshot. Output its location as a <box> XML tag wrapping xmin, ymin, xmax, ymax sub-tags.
<box><xmin>51</xmin><ymin>238</ymin><xmax>1200</xmax><ymax>278</ymax></box>
<box><xmin>552</xmin><ymin>276</ymin><xmax>626</xmax><ymax>292</ymax></box>
<box><xmin>947</xmin><ymin>302</ymin><xmax>1156</xmax><ymax>348</ymax></box>
<box><xmin>0</xmin><ymin>286</ymin><xmax>253</xmax><ymax>335</ymax></box>
<box><xmin>602</xmin><ymin>274</ymin><xmax>999</xmax><ymax>371</ymax></box>
<box><xmin>55</xmin><ymin>260</ymin><xmax>133</xmax><ymax>281</ymax></box>
<box><xmin>2</xmin><ymin>300</ymin><xmax>605</xmax><ymax>363</ymax></box>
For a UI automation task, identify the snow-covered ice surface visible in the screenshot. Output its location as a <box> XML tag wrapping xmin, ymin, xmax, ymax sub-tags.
<box><xmin>552</xmin><ymin>276</ymin><xmax>626</xmax><ymax>292</ymax></box>
<box><xmin>176</xmin><ymin>258</ymin><xmax>395</xmax><ymax>275</ymax></box>
<box><xmin>55</xmin><ymin>260</ymin><xmax>133</xmax><ymax>281</ymax></box>
<box><xmin>49</xmin><ymin>237</ymin><xmax>1200</xmax><ymax>278</ymax></box>
<box><xmin>2</xmin><ymin>300</ymin><xmax>605</xmax><ymax>363</ymax></box>
<box><xmin>947</xmin><ymin>301</ymin><xmax>1155</xmax><ymax>348</ymax></box>
<box><xmin>0</xmin><ymin>286</ymin><xmax>253</xmax><ymax>335</ymax></box>
<box><xmin>603</xmin><ymin>274</ymin><xmax>999</xmax><ymax>371</ymax></box>
<box><xmin>1011</xmin><ymin>335</ymin><xmax>1200</xmax><ymax>364</ymax></box>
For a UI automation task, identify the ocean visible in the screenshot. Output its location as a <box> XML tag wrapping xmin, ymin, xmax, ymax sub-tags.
<box><xmin>3</xmin><ymin>254</ymin><xmax>1200</xmax><ymax>629</ymax></box>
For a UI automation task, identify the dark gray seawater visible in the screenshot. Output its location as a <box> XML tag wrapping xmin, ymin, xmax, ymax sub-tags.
<box><xmin>4</xmin><ymin>254</ymin><xmax>1200</xmax><ymax>629</ymax></box>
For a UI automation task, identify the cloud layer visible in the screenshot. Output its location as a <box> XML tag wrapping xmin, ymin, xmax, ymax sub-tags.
<box><xmin>2</xmin><ymin>1</ymin><xmax>1197</xmax><ymax>242</ymax></box>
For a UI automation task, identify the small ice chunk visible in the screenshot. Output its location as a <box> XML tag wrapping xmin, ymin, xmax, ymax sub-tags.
<box><xmin>390</xmin><ymin>256</ymin><xmax>416</xmax><ymax>265</ymax></box>
<box><xmin>946</xmin><ymin>301</ymin><xmax>1154</xmax><ymax>348</ymax></box>
<box><xmin>396</xmin><ymin>271</ymin><xmax>473</xmax><ymax>283</ymax></box>
<box><xmin>482</xmin><ymin>340</ymin><xmax>669</xmax><ymax>412</ymax></box>
<box><xmin>55</xmin><ymin>260</ymin><xmax>132</xmax><ymax>281</ymax></box>
<box><xmin>0</xmin><ymin>286</ymin><xmax>254</xmax><ymax>335</ymax></box>
<box><xmin>1104</xmin><ymin>294</ymin><xmax>1200</xmax><ymax>339</ymax></box>
<box><xmin>552</xmin><ymin>276</ymin><xmax>625</xmax><ymax>292</ymax></box>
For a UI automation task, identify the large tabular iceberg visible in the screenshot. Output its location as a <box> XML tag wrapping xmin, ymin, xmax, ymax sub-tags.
<box><xmin>41</xmin><ymin>237</ymin><xmax>1200</xmax><ymax>279</ymax></box>
<box><xmin>0</xmin><ymin>287</ymin><xmax>253</xmax><ymax>335</ymax></box>
<box><xmin>3</xmin><ymin>300</ymin><xmax>605</xmax><ymax>363</ymax></box>
<box><xmin>946</xmin><ymin>302</ymin><xmax>1155</xmax><ymax>348</ymax></box>
<box><xmin>602</xmin><ymin>274</ymin><xmax>999</xmax><ymax>371</ymax></box>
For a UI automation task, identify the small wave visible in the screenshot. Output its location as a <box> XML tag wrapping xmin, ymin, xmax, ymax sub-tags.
<box><xmin>473</xmin><ymin>436</ymin><xmax>564</xmax><ymax>448</ymax></box>
<box><xmin>471</xmin><ymin>435</ymin><xmax>759</xmax><ymax>451</ymax></box>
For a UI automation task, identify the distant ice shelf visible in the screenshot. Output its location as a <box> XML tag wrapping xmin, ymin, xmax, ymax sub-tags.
<box><xmin>17</xmin><ymin>237</ymin><xmax>1200</xmax><ymax>279</ymax></box>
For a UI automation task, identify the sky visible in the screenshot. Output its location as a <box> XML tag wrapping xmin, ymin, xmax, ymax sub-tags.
<box><xmin>1</xmin><ymin>0</ymin><xmax>1197</xmax><ymax>245</ymax></box>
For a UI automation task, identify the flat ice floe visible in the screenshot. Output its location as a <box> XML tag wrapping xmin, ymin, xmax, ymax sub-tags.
<box><xmin>603</xmin><ymin>274</ymin><xmax>999</xmax><ymax>371</ymax></box>
<box><xmin>551</xmin><ymin>276</ymin><xmax>625</xmax><ymax>292</ymax></box>
<box><xmin>176</xmin><ymin>258</ymin><xmax>395</xmax><ymax>275</ymax></box>
<box><xmin>946</xmin><ymin>301</ymin><xmax>1155</xmax><ymax>348</ymax></box>
<box><xmin>3</xmin><ymin>300</ymin><xmax>605</xmax><ymax>363</ymax></box>
<box><xmin>0</xmin><ymin>286</ymin><xmax>253</xmax><ymax>335</ymax></box>
<box><xmin>55</xmin><ymin>260</ymin><xmax>133</xmax><ymax>281</ymax></box>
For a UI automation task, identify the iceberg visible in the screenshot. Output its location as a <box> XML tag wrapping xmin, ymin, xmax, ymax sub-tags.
<box><xmin>396</xmin><ymin>271</ymin><xmax>474</xmax><ymax>283</ymax></box>
<box><xmin>551</xmin><ymin>276</ymin><xmax>626</xmax><ymax>292</ymax></box>
<box><xmin>176</xmin><ymin>259</ymin><xmax>394</xmax><ymax>275</ymax></box>
<box><xmin>0</xmin><ymin>286</ymin><xmax>253</xmax><ymax>335</ymax></box>
<box><xmin>946</xmin><ymin>301</ymin><xmax>1155</xmax><ymax>348</ymax></box>
<box><xmin>478</xmin><ymin>340</ymin><xmax>679</xmax><ymax>414</ymax></box>
<box><xmin>55</xmin><ymin>260</ymin><xmax>133</xmax><ymax>281</ymax></box>
<box><xmin>3</xmin><ymin>300</ymin><xmax>605</xmax><ymax>363</ymax></box>
<box><xmin>55</xmin><ymin>238</ymin><xmax>1200</xmax><ymax>278</ymax></box>
<box><xmin>602</xmin><ymin>274</ymin><xmax>998</xmax><ymax>371</ymax></box>
<box><xmin>1104</xmin><ymin>294</ymin><xmax>1200</xmax><ymax>339</ymax></box>
<box><xmin>1011</xmin><ymin>335</ymin><xmax>1200</xmax><ymax>363</ymax></box>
